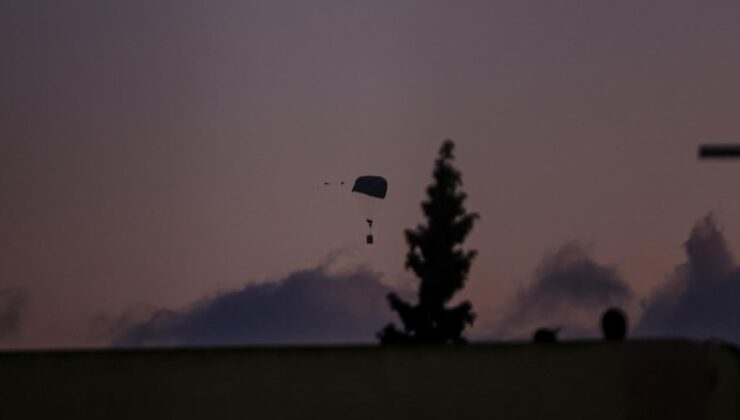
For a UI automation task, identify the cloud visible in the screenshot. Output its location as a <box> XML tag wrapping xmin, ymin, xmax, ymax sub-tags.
<box><xmin>494</xmin><ymin>242</ymin><xmax>634</xmax><ymax>339</ymax></box>
<box><xmin>0</xmin><ymin>288</ymin><xmax>27</xmax><ymax>341</ymax></box>
<box><xmin>114</xmin><ymin>264</ymin><xmax>396</xmax><ymax>347</ymax></box>
<box><xmin>637</xmin><ymin>214</ymin><xmax>740</xmax><ymax>342</ymax></box>
<box><xmin>112</xmin><ymin>215</ymin><xmax>740</xmax><ymax>347</ymax></box>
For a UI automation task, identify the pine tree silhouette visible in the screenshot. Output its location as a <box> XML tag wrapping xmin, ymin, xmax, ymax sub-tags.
<box><xmin>379</xmin><ymin>140</ymin><xmax>479</xmax><ymax>344</ymax></box>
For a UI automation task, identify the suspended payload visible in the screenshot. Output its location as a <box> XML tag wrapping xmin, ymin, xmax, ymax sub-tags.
<box><xmin>351</xmin><ymin>176</ymin><xmax>387</xmax><ymax>244</ymax></box>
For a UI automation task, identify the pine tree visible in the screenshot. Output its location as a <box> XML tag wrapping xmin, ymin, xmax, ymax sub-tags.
<box><xmin>379</xmin><ymin>140</ymin><xmax>478</xmax><ymax>344</ymax></box>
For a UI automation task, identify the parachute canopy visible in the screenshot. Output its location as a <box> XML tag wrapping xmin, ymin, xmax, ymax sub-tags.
<box><xmin>351</xmin><ymin>176</ymin><xmax>387</xmax><ymax>199</ymax></box>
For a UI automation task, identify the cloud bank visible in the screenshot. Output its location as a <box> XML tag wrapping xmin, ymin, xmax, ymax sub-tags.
<box><xmin>115</xmin><ymin>264</ymin><xmax>395</xmax><ymax>347</ymax></box>
<box><xmin>493</xmin><ymin>214</ymin><xmax>740</xmax><ymax>344</ymax></box>
<box><xmin>495</xmin><ymin>242</ymin><xmax>635</xmax><ymax>339</ymax></box>
<box><xmin>114</xmin><ymin>214</ymin><xmax>740</xmax><ymax>347</ymax></box>
<box><xmin>638</xmin><ymin>214</ymin><xmax>740</xmax><ymax>342</ymax></box>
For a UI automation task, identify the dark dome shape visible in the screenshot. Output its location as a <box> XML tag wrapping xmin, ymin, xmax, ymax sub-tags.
<box><xmin>351</xmin><ymin>176</ymin><xmax>388</xmax><ymax>199</ymax></box>
<box><xmin>601</xmin><ymin>307</ymin><xmax>628</xmax><ymax>341</ymax></box>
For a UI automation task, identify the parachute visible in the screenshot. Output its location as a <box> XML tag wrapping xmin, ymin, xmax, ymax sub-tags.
<box><xmin>351</xmin><ymin>176</ymin><xmax>387</xmax><ymax>199</ymax></box>
<box><xmin>351</xmin><ymin>176</ymin><xmax>387</xmax><ymax>244</ymax></box>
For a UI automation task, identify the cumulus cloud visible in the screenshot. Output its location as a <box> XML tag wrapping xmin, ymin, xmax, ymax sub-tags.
<box><xmin>638</xmin><ymin>214</ymin><xmax>740</xmax><ymax>342</ymax></box>
<box><xmin>495</xmin><ymin>242</ymin><xmax>634</xmax><ymax>339</ymax></box>
<box><xmin>0</xmin><ymin>288</ymin><xmax>27</xmax><ymax>341</ymax></box>
<box><xmin>114</xmin><ymin>264</ymin><xmax>396</xmax><ymax>347</ymax></box>
<box><xmin>112</xmin><ymin>214</ymin><xmax>740</xmax><ymax>347</ymax></box>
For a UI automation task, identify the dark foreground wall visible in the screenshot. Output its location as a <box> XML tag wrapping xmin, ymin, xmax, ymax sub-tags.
<box><xmin>1</xmin><ymin>341</ymin><xmax>738</xmax><ymax>420</ymax></box>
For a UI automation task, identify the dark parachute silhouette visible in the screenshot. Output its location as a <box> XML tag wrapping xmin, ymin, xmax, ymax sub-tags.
<box><xmin>351</xmin><ymin>176</ymin><xmax>387</xmax><ymax>199</ymax></box>
<box><xmin>351</xmin><ymin>176</ymin><xmax>388</xmax><ymax>244</ymax></box>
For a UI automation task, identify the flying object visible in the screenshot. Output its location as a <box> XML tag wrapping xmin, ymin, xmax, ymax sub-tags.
<box><xmin>351</xmin><ymin>175</ymin><xmax>387</xmax><ymax>244</ymax></box>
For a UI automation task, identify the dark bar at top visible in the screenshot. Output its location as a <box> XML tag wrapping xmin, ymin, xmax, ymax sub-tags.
<box><xmin>698</xmin><ymin>144</ymin><xmax>740</xmax><ymax>158</ymax></box>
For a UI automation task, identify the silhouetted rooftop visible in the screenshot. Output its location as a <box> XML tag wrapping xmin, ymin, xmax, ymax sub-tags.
<box><xmin>1</xmin><ymin>340</ymin><xmax>738</xmax><ymax>419</ymax></box>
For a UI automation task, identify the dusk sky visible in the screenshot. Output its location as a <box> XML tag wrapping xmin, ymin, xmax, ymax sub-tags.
<box><xmin>2</xmin><ymin>1</ymin><xmax>740</xmax><ymax>348</ymax></box>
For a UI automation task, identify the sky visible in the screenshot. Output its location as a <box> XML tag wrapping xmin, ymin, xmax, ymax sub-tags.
<box><xmin>2</xmin><ymin>0</ymin><xmax>740</xmax><ymax>348</ymax></box>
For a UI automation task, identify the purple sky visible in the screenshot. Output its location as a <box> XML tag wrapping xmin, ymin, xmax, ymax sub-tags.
<box><xmin>2</xmin><ymin>1</ymin><xmax>740</xmax><ymax>348</ymax></box>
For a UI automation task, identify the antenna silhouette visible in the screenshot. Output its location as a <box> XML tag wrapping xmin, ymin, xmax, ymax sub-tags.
<box><xmin>698</xmin><ymin>144</ymin><xmax>740</xmax><ymax>159</ymax></box>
